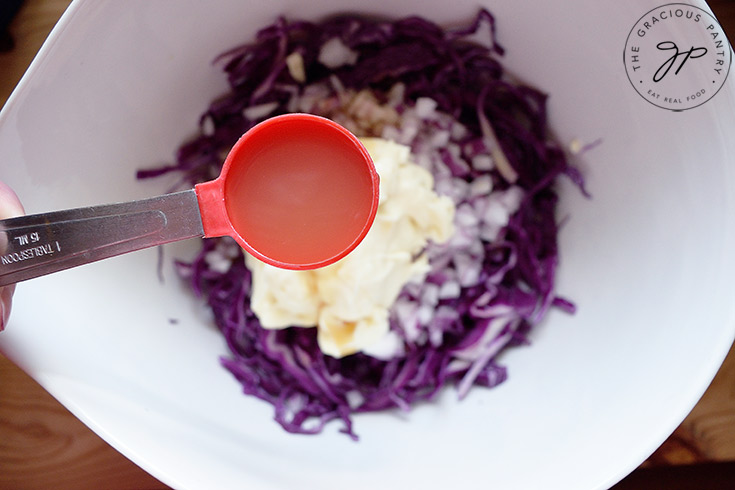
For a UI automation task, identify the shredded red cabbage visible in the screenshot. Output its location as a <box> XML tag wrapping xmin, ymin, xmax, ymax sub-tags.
<box><xmin>139</xmin><ymin>9</ymin><xmax>582</xmax><ymax>440</ymax></box>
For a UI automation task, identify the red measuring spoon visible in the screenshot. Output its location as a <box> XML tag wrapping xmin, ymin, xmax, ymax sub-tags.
<box><xmin>197</xmin><ymin>113</ymin><xmax>379</xmax><ymax>269</ymax></box>
<box><xmin>0</xmin><ymin>114</ymin><xmax>379</xmax><ymax>286</ymax></box>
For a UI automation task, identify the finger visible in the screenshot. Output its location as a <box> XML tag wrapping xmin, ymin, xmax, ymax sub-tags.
<box><xmin>0</xmin><ymin>180</ymin><xmax>24</xmax><ymax>332</ymax></box>
<box><xmin>0</xmin><ymin>283</ymin><xmax>15</xmax><ymax>332</ymax></box>
<box><xmin>0</xmin><ymin>179</ymin><xmax>24</xmax><ymax>218</ymax></box>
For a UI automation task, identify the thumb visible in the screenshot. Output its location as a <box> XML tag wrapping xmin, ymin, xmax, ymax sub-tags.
<box><xmin>0</xmin><ymin>180</ymin><xmax>24</xmax><ymax>332</ymax></box>
<box><xmin>0</xmin><ymin>180</ymin><xmax>24</xmax><ymax>219</ymax></box>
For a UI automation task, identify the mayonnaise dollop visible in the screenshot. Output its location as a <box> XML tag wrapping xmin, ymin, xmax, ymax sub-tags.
<box><xmin>245</xmin><ymin>138</ymin><xmax>455</xmax><ymax>358</ymax></box>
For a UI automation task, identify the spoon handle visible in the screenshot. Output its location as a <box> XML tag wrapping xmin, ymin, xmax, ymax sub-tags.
<box><xmin>0</xmin><ymin>190</ymin><xmax>204</xmax><ymax>287</ymax></box>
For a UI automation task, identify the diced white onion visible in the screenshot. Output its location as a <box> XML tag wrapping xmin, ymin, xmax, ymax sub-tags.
<box><xmin>242</xmin><ymin>102</ymin><xmax>279</xmax><ymax>120</ymax></box>
<box><xmin>345</xmin><ymin>390</ymin><xmax>365</xmax><ymax>409</ymax></box>
<box><xmin>415</xmin><ymin>97</ymin><xmax>438</xmax><ymax>119</ymax></box>
<box><xmin>204</xmin><ymin>250</ymin><xmax>232</xmax><ymax>274</ymax></box>
<box><xmin>438</xmin><ymin>280</ymin><xmax>461</xmax><ymax>299</ymax></box>
<box><xmin>318</xmin><ymin>37</ymin><xmax>359</xmax><ymax>68</ymax></box>
<box><xmin>201</xmin><ymin>115</ymin><xmax>215</xmax><ymax>136</ymax></box>
<box><xmin>472</xmin><ymin>154</ymin><xmax>494</xmax><ymax>171</ymax></box>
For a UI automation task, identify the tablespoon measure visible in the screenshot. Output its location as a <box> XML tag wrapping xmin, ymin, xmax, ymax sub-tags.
<box><xmin>0</xmin><ymin>114</ymin><xmax>380</xmax><ymax>287</ymax></box>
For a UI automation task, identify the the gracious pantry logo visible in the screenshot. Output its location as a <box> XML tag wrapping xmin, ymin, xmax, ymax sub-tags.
<box><xmin>624</xmin><ymin>3</ymin><xmax>732</xmax><ymax>111</ymax></box>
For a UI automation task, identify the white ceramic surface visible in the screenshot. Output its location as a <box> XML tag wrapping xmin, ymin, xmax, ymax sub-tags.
<box><xmin>2</xmin><ymin>1</ymin><xmax>735</xmax><ymax>489</ymax></box>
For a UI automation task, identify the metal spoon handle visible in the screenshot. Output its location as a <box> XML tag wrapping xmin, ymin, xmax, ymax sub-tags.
<box><xmin>0</xmin><ymin>190</ymin><xmax>204</xmax><ymax>287</ymax></box>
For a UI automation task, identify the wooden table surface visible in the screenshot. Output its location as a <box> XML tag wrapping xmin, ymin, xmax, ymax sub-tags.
<box><xmin>3</xmin><ymin>1</ymin><xmax>735</xmax><ymax>489</ymax></box>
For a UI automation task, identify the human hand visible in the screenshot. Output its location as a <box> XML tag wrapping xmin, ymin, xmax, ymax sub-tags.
<box><xmin>0</xmin><ymin>180</ymin><xmax>24</xmax><ymax>332</ymax></box>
